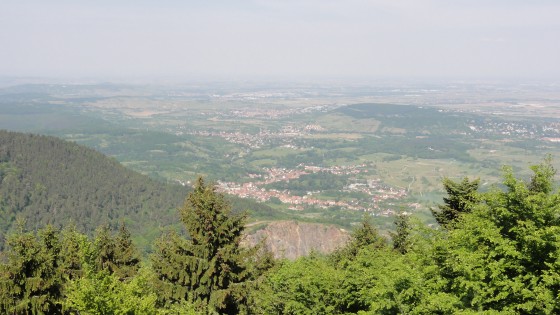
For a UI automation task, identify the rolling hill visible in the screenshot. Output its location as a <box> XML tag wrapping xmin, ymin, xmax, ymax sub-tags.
<box><xmin>0</xmin><ymin>130</ymin><xmax>280</xmax><ymax>251</ymax></box>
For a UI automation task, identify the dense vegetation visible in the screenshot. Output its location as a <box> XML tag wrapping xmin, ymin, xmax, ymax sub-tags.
<box><xmin>0</xmin><ymin>131</ymin><xmax>277</xmax><ymax>251</ymax></box>
<box><xmin>336</xmin><ymin>103</ymin><xmax>476</xmax><ymax>134</ymax></box>
<box><xmin>0</xmin><ymin>130</ymin><xmax>187</xmax><ymax>249</ymax></box>
<box><xmin>253</xmin><ymin>159</ymin><xmax>560</xmax><ymax>314</ymax></box>
<box><xmin>1</xmin><ymin>157</ymin><xmax>559</xmax><ymax>314</ymax></box>
<box><xmin>0</xmin><ymin>177</ymin><xmax>273</xmax><ymax>314</ymax></box>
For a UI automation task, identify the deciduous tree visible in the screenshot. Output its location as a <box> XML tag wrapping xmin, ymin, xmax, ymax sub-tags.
<box><xmin>437</xmin><ymin>159</ymin><xmax>560</xmax><ymax>313</ymax></box>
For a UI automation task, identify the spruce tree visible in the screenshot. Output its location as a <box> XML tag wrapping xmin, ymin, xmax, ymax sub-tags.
<box><xmin>94</xmin><ymin>225</ymin><xmax>117</xmax><ymax>274</ymax></box>
<box><xmin>152</xmin><ymin>177</ymin><xmax>261</xmax><ymax>314</ymax></box>
<box><xmin>431</xmin><ymin>177</ymin><xmax>480</xmax><ymax>229</ymax></box>
<box><xmin>391</xmin><ymin>213</ymin><xmax>411</xmax><ymax>254</ymax></box>
<box><xmin>94</xmin><ymin>223</ymin><xmax>140</xmax><ymax>280</ymax></box>
<box><xmin>0</xmin><ymin>223</ymin><xmax>65</xmax><ymax>314</ymax></box>
<box><xmin>113</xmin><ymin>222</ymin><xmax>141</xmax><ymax>281</ymax></box>
<box><xmin>331</xmin><ymin>214</ymin><xmax>386</xmax><ymax>264</ymax></box>
<box><xmin>58</xmin><ymin>225</ymin><xmax>87</xmax><ymax>282</ymax></box>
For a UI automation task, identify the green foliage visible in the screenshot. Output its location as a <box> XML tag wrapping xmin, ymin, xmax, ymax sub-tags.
<box><xmin>0</xmin><ymin>130</ymin><xmax>282</xmax><ymax>252</ymax></box>
<box><xmin>156</xmin><ymin>300</ymin><xmax>199</xmax><ymax>315</ymax></box>
<box><xmin>528</xmin><ymin>155</ymin><xmax>555</xmax><ymax>194</ymax></box>
<box><xmin>434</xmin><ymin>159</ymin><xmax>560</xmax><ymax>313</ymax></box>
<box><xmin>114</xmin><ymin>223</ymin><xmax>141</xmax><ymax>280</ymax></box>
<box><xmin>0</xmin><ymin>224</ymin><xmax>70</xmax><ymax>314</ymax></box>
<box><xmin>344</xmin><ymin>248</ymin><xmax>428</xmax><ymax>314</ymax></box>
<box><xmin>64</xmin><ymin>266</ymin><xmax>159</xmax><ymax>315</ymax></box>
<box><xmin>58</xmin><ymin>225</ymin><xmax>90</xmax><ymax>286</ymax></box>
<box><xmin>152</xmin><ymin>177</ymin><xmax>270</xmax><ymax>314</ymax></box>
<box><xmin>2</xmin><ymin>135</ymin><xmax>560</xmax><ymax>315</ymax></box>
<box><xmin>0</xmin><ymin>130</ymin><xmax>187</xmax><ymax>248</ymax></box>
<box><xmin>431</xmin><ymin>177</ymin><xmax>480</xmax><ymax>229</ymax></box>
<box><xmin>94</xmin><ymin>223</ymin><xmax>140</xmax><ymax>280</ymax></box>
<box><xmin>252</xmin><ymin>158</ymin><xmax>560</xmax><ymax>314</ymax></box>
<box><xmin>391</xmin><ymin>213</ymin><xmax>412</xmax><ymax>254</ymax></box>
<box><xmin>255</xmin><ymin>254</ymin><xmax>344</xmax><ymax>314</ymax></box>
<box><xmin>0</xmin><ymin>223</ymin><xmax>151</xmax><ymax>315</ymax></box>
<box><xmin>331</xmin><ymin>215</ymin><xmax>386</xmax><ymax>264</ymax></box>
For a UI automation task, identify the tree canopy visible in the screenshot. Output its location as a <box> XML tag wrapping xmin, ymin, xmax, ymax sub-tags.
<box><xmin>431</xmin><ymin>176</ymin><xmax>480</xmax><ymax>228</ymax></box>
<box><xmin>151</xmin><ymin>177</ymin><xmax>272</xmax><ymax>313</ymax></box>
<box><xmin>1</xmin><ymin>158</ymin><xmax>560</xmax><ymax>314</ymax></box>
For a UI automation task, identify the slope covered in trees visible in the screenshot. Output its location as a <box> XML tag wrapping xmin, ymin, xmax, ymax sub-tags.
<box><xmin>0</xmin><ymin>130</ymin><xmax>276</xmax><ymax>250</ymax></box>
<box><xmin>0</xmin><ymin>130</ymin><xmax>188</xmax><ymax>247</ymax></box>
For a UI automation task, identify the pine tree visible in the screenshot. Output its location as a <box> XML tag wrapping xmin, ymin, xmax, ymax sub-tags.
<box><xmin>94</xmin><ymin>225</ymin><xmax>117</xmax><ymax>274</ymax></box>
<box><xmin>94</xmin><ymin>223</ymin><xmax>140</xmax><ymax>280</ymax></box>
<box><xmin>152</xmin><ymin>177</ymin><xmax>264</xmax><ymax>314</ymax></box>
<box><xmin>113</xmin><ymin>222</ymin><xmax>141</xmax><ymax>281</ymax></box>
<box><xmin>391</xmin><ymin>213</ymin><xmax>411</xmax><ymax>254</ymax></box>
<box><xmin>431</xmin><ymin>177</ymin><xmax>480</xmax><ymax>229</ymax></box>
<box><xmin>0</xmin><ymin>223</ymin><xmax>65</xmax><ymax>314</ymax></box>
<box><xmin>331</xmin><ymin>214</ymin><xmax>386</xmax><ymax>264</ymax></box>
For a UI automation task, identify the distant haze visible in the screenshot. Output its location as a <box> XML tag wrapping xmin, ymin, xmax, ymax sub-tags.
<box><xmin>1</xmin><ymin>0</ymin><xmax>559</xmax><ymax>81</ymax></box>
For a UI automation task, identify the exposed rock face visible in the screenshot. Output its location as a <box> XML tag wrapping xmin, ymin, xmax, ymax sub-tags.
<box><xmin>244</xmin><ymin>221</ymin><xmax>350</xmax><ymax>260</ymax></box>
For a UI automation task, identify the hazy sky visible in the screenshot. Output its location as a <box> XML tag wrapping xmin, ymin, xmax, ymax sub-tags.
<box><xmin>1</xmin><ymin>0</ymin><xmax>559</xmax><ymax>80</ymax></box>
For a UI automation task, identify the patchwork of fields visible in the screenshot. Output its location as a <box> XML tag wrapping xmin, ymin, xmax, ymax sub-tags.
<box><xmin>2</xmin><ymin>82</ymin><xmax>559</xmax><ymax>231</ymax></box>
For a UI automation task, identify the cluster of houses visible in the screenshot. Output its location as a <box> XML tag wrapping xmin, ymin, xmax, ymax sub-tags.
<box><xmin>217</xmin><ymin>164</ymin><xmax>408</xmax><ymax>216</ymax></box>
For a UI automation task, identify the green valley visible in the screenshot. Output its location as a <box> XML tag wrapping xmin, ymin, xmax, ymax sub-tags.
<box><xmin>2</xmin><ymin>82</ymin><xmax>559</xmax><ymax>233</ymax></box>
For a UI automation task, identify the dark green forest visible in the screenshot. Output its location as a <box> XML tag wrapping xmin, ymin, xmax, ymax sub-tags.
<box><xmin>336</xmin><ymin>103</ymin><xmax>476</xmax><ymax>135</ymax></box>
<box><xmin>0</xmin><ymin>130</ymin><xmax>276</xmax><ymax>251</ymax></box>
<box><xmin>1</xmin><ymin>148</ymin><xmax>560</xmax><ymax>314</ymax></box>
<box><xmin>0</xmin><ymin>130</ymin><xmax>187</xmax><ymax>250</ymax></box>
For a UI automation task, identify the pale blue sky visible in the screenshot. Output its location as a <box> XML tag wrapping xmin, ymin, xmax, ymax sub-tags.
<box><xmin>1</xmin><ymin>0</ymin><xmax>559</xmax><ymax>80</ymax></box>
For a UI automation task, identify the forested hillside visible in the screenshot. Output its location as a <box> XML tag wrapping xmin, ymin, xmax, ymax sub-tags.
<box><xmin>0</xmin><ymin>130</ymin><xmax>328</xmax><ymax>253</ymax></box>
<box><xmin>0</xmin><ymin>130</ymin><xmax>189</xmax><ymax>248</ymax></box>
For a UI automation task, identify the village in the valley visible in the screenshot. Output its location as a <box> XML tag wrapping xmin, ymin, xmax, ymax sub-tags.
<box><xmin>216</xmin><ymin>163</ymin><xmax>408</xmax><ymax>215</ymax></box>
<box><xmin>167</xmin><ymin>102</ymin><xmax>560</xmax><ymax>218</ymax></box>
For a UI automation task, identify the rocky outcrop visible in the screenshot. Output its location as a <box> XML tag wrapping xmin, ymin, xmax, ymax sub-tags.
<box><xmin>244</xmin><ymin>221</ymin><xmax>350</xmax><ymax>260</ymax></box>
